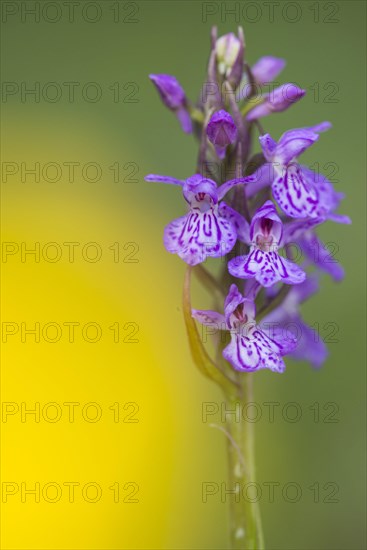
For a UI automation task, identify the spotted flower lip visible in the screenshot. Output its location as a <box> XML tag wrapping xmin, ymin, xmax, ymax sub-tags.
<box><xmin>246</xmin><ymin>84</ymin><xmax>305</xmax><ymax>121</ymax></box>
<box><xmin>144</xmin><ymin>173</ymin><xmax>251</xmax><ymax>265</ymax></box>
<box><xmin>228</xmin><ymin>201</ymin><xmax>306</xmax><ymax>287</ymax></box>
<box><xmin>262</xmin><ymin>277</ymin><xmax>328</xmax><ymax>369</ymax></box>
<box><xmin>246</xmin><ymin>124</ymin><xmax>350</xmax><ymax>223</ymax></box>
<box><xmin>300</xmin><ymin>166</ymin><xmax>351</xmax><ymax>225</ymax></box>
<box><xmin>149</xmin><ymin>74</ymin><xmax>192</xmax><ymax>133</ymax></box>
<box><xmin>192</xmin><ymin>284</ymin><xmax>297</xmax><ymax>373</ymax></box>
<box><xmin>206</xmin><ymin>110</ymin><xmax>238</xmax><ymax>159</ymax></box>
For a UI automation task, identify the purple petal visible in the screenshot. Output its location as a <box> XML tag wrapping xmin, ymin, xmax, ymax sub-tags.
<box><xmin>305</xmin><ymin>121</ymin><xmax>332</xmax><ymax>134</ymax></box>
<box><xmin>149</xmin><ymin>73</ymin><xmax>186</xmax><ymax>109</ymax></box>
<box><xmin>263</xmin><ymin>308</ymin><xmax>328</xmax><ymax>369</ymax></box>
<box><xmin>244</xmin><ymin>279</ymin><xmax>262</xmax><ymax>301</ymax></box>
<box><xmin>183</xmin><ymin>176</ymin><xmax>218</xmax><ymax>205</ymax></box>
<box><xmin>265</xmin><ymin>275</ymin><xmax>319</xmax><ymax>316</ymax></box>
<box><xmin>223</xmin><ymin>332</ymin><xmax>286</xmax><ymax>373</ymax></box>
<box><xmin>217</xmin><ymin>176</ymin><xmax>253</xmax><ymax>200</ymax></box>
<box><xmin>269</xmin><ymin>83</ymin><xmax>306</xmax><ymax>106</ymax></box>
<box><xmin>163</xmin><ymin>210</ymin><xmax>237</xmax><ymax>266</ymax></box>
<box><xmin>176</xmin><ymin>106</ymin><xmax>193</xmax><ymax>133</ymax></box>
<box><xmin>258</xmin><ymin>323</ymin><xmax>298</xmax><ymax>356</ymax></box>
<box><xmin>246</xmin><ymin>103</ymin><xmax>272</xmax><ymax>121</ymax></box>
<box><xmin>245</xmin><ymin>163</ymin><xmax>275</xmax><ymax>198</ymax></box>
<box><xmin>258</xmin><ymin>135</ymin><xmax>277</xmax><ymax>162</ymax></box>
<box><xmin>265</xmin><ymin>122</ymin><xmax>329</xmax><ymax>165</ymax></box>
<box><xmin>218</xmin><ymin>202</ymin><xmax>250</xmax><ymax>243</ymax></box>
<box><xmin>301</xmin><ymin>166</ymin><xmax>350</xmax><ymax>224</ymax></box>
<box><xmin>272</xmin><ymin>129</ymin><xmax>319</xmax><ymax>165</ymax></box>
<box><xmin>228</xmin><ymin>251</ymin><xmax>263</xmax><ymax>281</ymax></box>
<box><xmin>327</xmin><ymin>213</ymin><xmax>351</xmax><ymax>224</ymax></box>
<box><xmin>145</xmin><ymin>174</ymin><xmax>185</xmax><ymax>186</ymax></box>
<box><xmin>249</xmin><ymin>200</ymin><xmax>283</xmax><ymax>244</ymax></box>
<box><xmin>149</xmin><ymin>74</ymin><xmax>192</xmax><ymax>133</ymax></box>
<box><xmin>289</xmin><ymin>318</ymin><xmax>328</xmax><ymax>369</ymax></box>
<box><xmin>228</xmin><ymin>250</ymin><xmax>305</xmax><ymax>287</ymax></box>
<box><xmin>192</xmin><ymin>309</ymin><xmax>225</xmax><ymax>328</ymax></box>
<box><xmin>279</xmin><ymin>257</ymin><xmax>307</xmax><ymax>285</ymax></box>
<box><xmin>281</xmin><ymin>217</ymin><xmax>325</xmax><ymax>246</ymax></box>
<box><xmin>298</xmin><ymin>232</ymin><xmax>345</xmax><ymax>281</ymax></box>
<box><xmin>206</xmin><ymin>109</ymin><xmax>237</xmax><ymax>150</ymax></box>
<box><xmin>246</xmin><ymin>84</ymin><xmax>305</xmax><ymax>121</ymax></box>
<box><xmin>224</xmin><ymin>284</ymin><xmax>246</xmax><ymax>325</ymax></box>
<box><xmin>272</xmin><ymin>164</ymin><xmax>322</xmax><ymax>219</ymax></box>
<box><xmin>251</xmin><ymin>56</ymin><xmax>286</xmax><ymax>86</ymax></box>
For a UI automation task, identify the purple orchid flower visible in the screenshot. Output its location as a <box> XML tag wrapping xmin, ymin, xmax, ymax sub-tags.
<box><xmin>262</xmin><ymin>277</ymin><xmax>328</xmax><ymax>369</ymax></box>
<box><xmin>144</xmin><ymin>173</ymin><xmax>251</xmax><ymax>265</ymax></box>
<box><xmin>206</xmin><ymin>110</ymin><xmax>238</xmax><ymax>159</ymax></box>
<box><xmin>192</xmin><ymin>284</ymin><xmax>297</xmax><ymax>373</ymax></box>
<box><xmin>149</xmin><ymin>74</ymin><xmax>192</xmax><ymax>133</ymax></box>
<box><xmin>228</xmin><ymin>201</ymin><xmax>306</xmax><ymax>287</ymax></box>
<box><xmin>251</xmin><ymin>56</ymin><xmax>286</xmax><ymax>86</ymax></box>
<box><xmin>246</xmin><ymin>123</ymin><xmax>351</xmax><ymax>222</ymax></box>
<box><xmin>246</xmin><ymin>83</ymin><xmax>305</xmax><ymax>121</ymax></box>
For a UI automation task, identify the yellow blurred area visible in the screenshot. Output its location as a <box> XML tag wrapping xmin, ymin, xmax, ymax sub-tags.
<box><xmin>1</xmin><ymin>111</ymin><xmax>227</xmax><ymax>549</ymax></box>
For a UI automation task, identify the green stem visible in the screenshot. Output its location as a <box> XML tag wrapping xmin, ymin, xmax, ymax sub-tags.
<box><xmin>188</xmin><ymin>104</ymin><xmax>205</xmax><ymax>123</ymax></box>
<box><xmin>224</xmin><ymin>375</ymin><xmax>264</xmax><ymax>549</ymax></box>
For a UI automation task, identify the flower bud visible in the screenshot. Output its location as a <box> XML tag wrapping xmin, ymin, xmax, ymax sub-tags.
<box><xmin>251</xmin><ymin>56</ymin><xmax>286</xmax><ymax>86</ymax></box>
<box><xmin>149</xmin><ymin>74</ymin><xmax>192</xmax><ymax>133</ymax></box>
<box><xmin>246</xmin><ymin>83</ymin><xmax>305</xmax><ymax>121</ymax></box>
<box><xmin>215</xmin><ymin>29</ymin><xmax>244</xmax><ymax>89</ymax></box>
<box><xmin>206</xmin><ymin>110</ymin><xmax>237</xmax><ymax>159</ymax></box>
<box><xmin>216</xmin><ymin>33</ymin><xmax>240</xmax><ymax>74</ymax></box>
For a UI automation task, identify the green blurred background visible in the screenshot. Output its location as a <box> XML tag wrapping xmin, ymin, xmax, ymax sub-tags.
<box><xmin>1</xmin><ymin>1</ymin><xmax>366</xmax><ymax>548</ymax></box>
